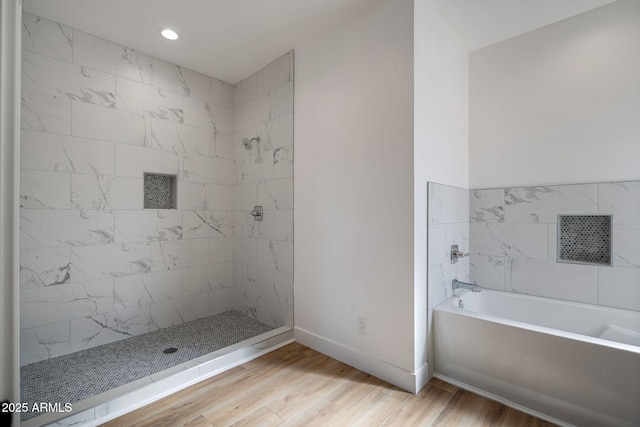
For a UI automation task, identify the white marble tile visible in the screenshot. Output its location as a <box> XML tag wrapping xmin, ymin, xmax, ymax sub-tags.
<box><xmin>20</xmin><ymin>247</ymin><xmax>71</xmax><ymax>289</ymax></box>
<box><xmin>262</xmin><ymin>178</ymin><xmax>294</xmax><ymax>210</ymax></box>
<box><xmin>21</xmin><ymin>278</ymin><xmax>114</xmax><ymax>329</ymax></box>
<box><xmin>209</xmin><ymin>287</ymin><xmax>235</xmax><ymax>314</ymax></box>
<box><xmin>267</xmin><ymin>113</ymin><xmax>293</xmax><ymax>150</ymax></box>
<box><xmin>469</xmin><ymin>255</ymin><xmax>505</xmax><ymax>290</ymax></box>
<box><xmin>183</xmin><ymin>262</ymin><xmax>233</xmax><ymax>296</ymax></box>
<box><xmin>470</xmin><ymin>222</ymin><xmax>548</xmax><ymax>259</ymax></box>
<box><xmin>257</xmin><ymin>239</ymin><xmax>293</xmax><ymax>273</ymax></box>
<box><xmin>271</xmin><ymin>210</ymin><xmax>294</xmax><ymax>242</ymax></box>
<box><xmin>235</xmin><ymin>123</ymin><xmax>273</xmax><ymax>159</ymax></box>
<box><xmin>237</xmin><ymin>153</ymin><xmax>274</xmax><ymax>184</ymax></box>
<box><xmin>22</xmin><ymin>50</ymin><xmax>115</xmax><ymax>107</ymax></box>
<box><xmin>151</xmin><ymin>119</ymin><xmax>210</xmax><ymax>155</ymax></box>
<box><xmin>72</xmin><ymin>101</ymin><xmax>146</xmax><ymax>146</ymax></box>
<box><xmin>612</xmin><ymin>225</ymin><xmax>640</xmax><ymax>268</ymax></box>
<box><xmin>599</xmin><ymin>181</ymin><xmax>640</xmax><ymax>224</ymax></box>
<box><xmin>183</xmin><ymin>211</ymin><xmax>232</xmax><ymax>239</ymax></box>
<box><xmin>115</xmin><ymin>210</ymin><xmax>183</xmax><ymax>242</ymax></box>
<box><xmin>73</xmin><ymin>30</ymin><xmax>152</xmax><ymax>83</ymax></box>
<box><xmin>116</xmin><ymin>78</ymin><xmax>183</xmax><ymax>122</ymax></box>
<box><xmin>597</xmin><ymin>267</ymin><xmax>640</xmax><ymax>311</ymax></box>
<box><xmin>428</xmin><ymin>261</ymin><xmax>457</xmax><ymax>309</ymax></box>
<box><xmin>271</xmin><ymin>81</ymin><xmax>293</xmax><ymax>119</ymax></box>
<box><xmin>21</xmin><ymin>130</ymin><xmax>115</xmax><ymax>175</ymax></box>
<box><xmin>236</xmin><ymin>94</ymin><xmax>271</xmax><ymax>132</ymax></box>
<box><xmin>22</xmin><ymin>12</ymin><xmax>72</xmax><ymax>61</ymax></box>
<box><xmin>209</xmin><ymin>184</ymin><xmax>233</xmax><ymax>211</ymax></box>
<box><xmin>456</xmin><ymin>187</ymin><xmax>470</xmax><ymax>223</ymax></box>
<box><xmin>210</xmin><ymin>237</ymin><xmax>234</xmax><ymax>264</ymax></box>
<box><xmin>114</xmin><ymin>270</ymin><xmax>182</xmax><ymax>310</ymax></box>
<box><xmin>213</xmin><ymin>131</ymin><xmax>234</xmax><ymax>159</ymax></box>
<box><xmin>211</xmin><ymin>78</ymin><xmax>234</xmax><ymax>109</ymax></box>
<box><xmin>207</xmin><ymin>103</ymin><xmax>234</xmax><ymax>134</ymax></box>
<box><xmin>20</xmin><ymin>321</ymin><xmax>70</xmax><ymax>366</ymax></box>
<box><xmin>21</xmin><ymin>210</ymin><xmax>114</xmax><ymax>249</ymax></box>
<box><xmin>504</xmin><ymin>184</ymin><xmax>597</xmax><ymax>223</ymax></box>
<box><xmin>183</xmin><ymin>98</ymin><xmax>233</xmax><ymax>134</ymax></box>
<box><xmin>428</xmin><ymin>224</ymin><xmax>447</xmax><ymax>267</ymax></box>
<box><xmin>153</xmin><ymin>58</ymin><xmax>210</xmax><ymax>100</ymax></box>
<box><xmin>182</xmin><ymin>154</ymin><xmax>234</xmax><ymax>184</ymax></box>
<box><xmin>20</xmin><ymin>170</ymin><xmax>70</xmax><ymax>209</ymax></box>
<box><xmin>150</xmin><ymin>239</ymin><xmax>210</xmax><ymax>271</ymax></box>
<box><xmin>71</xmin><ymin>174</ymin><xmax>142</xmax><ymax>210</ymax></box>
<box><xmin>428</xmin><ymin>182</ymin><xmax>458</xmax><ymax>224</ymax></box>
<box><xmin>505</xmin><ymin>258</ymin><xmax>597</xmax><ymax>303</ymax></box>
<box><xmin>177</xmin><ymin>182</ymin><xmax>207</xmax><ymax>211</ymax></box>
<box><xmin>470</xmin><ymin>189</ymin><xmax>504</xmax><ymax>222</ymax></box>
<box><xmin>149</xmin><ymin>294</ymin><xmax>210</xmax><ymax>328</ymax></box>
<box><xmin>48</xmin><ymin>408</ymin><xmax>95</xmax><ymax>426</ymax></box>
<box><xmin>71</xmin><ymin>243</ymin><xmax>150</xmax><ymax>281</ymax></box>
<box><xmin>233</xmin><ymin>238</ymin><xmax>258</xmax><ymax>266</ymax></box>
<box><xmin>70</xmin><ymin>306</ymin><xmax>154</xmax><ymax>351</ymax></box>
<box><xmin>115</xmin><ymin>145</ymin><xmax>179</xmax><ymax>178</ymax></box>
<box><xmin>21</xmin><ymin>89</ymin><xmax>71</xmax><ymax>134</ymax></box>
<box><xmin>234</xmin><ymin>73</ymin><xmax>258</xmax><ymax>108</ymax></box>
<box><xmin>272</xmin><ymin>146</ymin><xmax>293</xmax><ymax>179</ymax></box>
<box><xmin>257</xmin><ymin>52</ymin><xmax>292</xmax><ymax>96</ymax></box>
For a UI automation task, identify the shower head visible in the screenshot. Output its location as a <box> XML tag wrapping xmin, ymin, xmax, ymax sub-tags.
<box><xmin>241</xmin><ymin>136</ymin><xmax>260</xmax><ymax>150</ymax></box>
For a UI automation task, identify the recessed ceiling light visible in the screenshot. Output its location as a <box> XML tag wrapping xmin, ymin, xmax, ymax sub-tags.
<box><xmin>160</xmin><ymin>29</ymin><xmax>179</xmax><ymax>41</ymax></box>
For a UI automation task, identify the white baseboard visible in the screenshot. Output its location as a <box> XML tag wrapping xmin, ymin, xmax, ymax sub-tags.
<box><xmin>294</xmin><ymin>327</ymin><xmax>428</xmax><ymax>394</ymax></box>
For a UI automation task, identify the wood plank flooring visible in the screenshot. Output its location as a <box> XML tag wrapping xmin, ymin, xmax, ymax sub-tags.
<box><xmin>102</xmin><ymin>342</ymin><xmax>556</xmax><ymax>427</ymax></box>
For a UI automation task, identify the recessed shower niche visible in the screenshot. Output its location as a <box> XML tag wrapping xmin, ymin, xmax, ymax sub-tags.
<box><xmin>558</xmin><ymin>214</ymin><xmax>612</xmax><ymax>266</ymax></box>
<box><xmin>19</xmin><ymin>10</ymin><xmax>294</xmax><ymax>425</ymax></box>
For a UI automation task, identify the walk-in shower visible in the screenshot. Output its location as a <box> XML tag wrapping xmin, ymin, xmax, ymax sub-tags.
<box><xmin>19</xmin><ymin>10</ymin><xmax>294</xmax><ymax>425</ymax></box>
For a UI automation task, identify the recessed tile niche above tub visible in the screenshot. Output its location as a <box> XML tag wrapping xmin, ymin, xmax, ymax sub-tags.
<box><xmin>469</xmin><ymin>180</ymin><xmax>640</xmax><ymax>312</ymax></box>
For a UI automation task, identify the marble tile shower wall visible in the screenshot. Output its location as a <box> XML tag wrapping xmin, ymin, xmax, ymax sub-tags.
<box><xmin>19</xmin><ymin>12</ymin><xmax>239</xmax><ymax>365</ymax></box>
<box><xmin>470</xmin><ymin>181</ymin><xmax>640</xmax><ymax>312</ymax></box>
<box><xmin>427</xmin><ymin>182</ymin><xmax>470</xmax><ymax>375</ymax></box>
<box><xmin>232</xmin><ymin>52</ymin><xmax>294</xmax><ymax>328</ymax></box>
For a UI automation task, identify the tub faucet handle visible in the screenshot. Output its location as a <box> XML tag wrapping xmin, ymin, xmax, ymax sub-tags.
<box><xmin>450</xmin><ymin>244</ymin><xmax>469</xmax><ymax>264</ymax></box>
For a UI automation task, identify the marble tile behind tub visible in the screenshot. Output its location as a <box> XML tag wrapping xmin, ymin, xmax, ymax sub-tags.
<box><xmin>211</xmin><ymin>79</ymin><xmax>234</xmax><ymax>109</ymax></box>
<box><xmin>21</xmin><ymin>89</ymin><xmax>71</xmax><ymax>134</ymax></box>
<box><xmin>505</xmin><ymin>258</ymin><xmax>597</xmax><ymax>304</ymax></box>
<box><xmin>470</xmin><ymin>189</ymin><xmax>504</xmax><ymax>222</ymax></box>
<box><xmin>20</xmin><ymin>247</ymin><xmax>71</xmax><ymax>289</ymax></box>
<box><xmin>73</xmin><ymin>30</ymin><xmax>153</xmax><ymax>83</ymax></box>
<box><xmin>151</xmin><ymin>118</ymin><xmax>210</xmax><ymax>155</ymax></box>
<box><xmin>268</xmin><ymin>113</ymin><xmax>294</xmax><ymax>150</ymax></box>
<box><xmin>22</xmin><ymin>12</ymin><xmax>73</xmax><ymax>61</ymax></box>
<box><xmin>20</xmin><ymin>170</ymin><xmax>70</xmax><ymax>209</ymax></box>
<box><xmin>182</xmin><ymin>154</ymin><xmax>235</xmax><ymax>185</ymax></box>
<box><xmin>177</xmin><ymin>182</ymin><xmax>207</xmax><ymax>211</ymax></box>
<box><xmin>20</xmin><ymin>210</ymin><xmax>114</xmax><ymax>249</ymax></box>
<box><xmin>469</xmin><ymin>255</ymin><xmax>505</xmax><ymax>290</ymax></box>
<box><xmin>20</xmin><ymin>278</ymin><xmax>114</xmax><ymax>329</ymax></box>
<box><xmin>597</xmin><ymin>267</ymin><xmax>640</xmax><ymax>311</ymax></box>
<box><xmin>21</xmin><ymin>130</ymin><xmax>115</xmax><ymax>175</ymax></box>
<box><xmin>470</xmin><ymin>222</ymin><xmax>547</xmax><ymax>259</ymax></box>
<box><xmin>71</xmin><ymin>243</ymin><xmax>150</xmax><ymax>281</ymax></box>
<box><xmin>116</xmin><ymin>78</ymin><xmax>184</xmax><ymax>122</ymax></box>
<box><xmin>612</xmin><ymin>225</ymin><xmax>640</xmax><ymax>268</ymax></box>
<box><xmin>599</xmin><ymin>181</ymin><xmax>640</xmax><ymax>224</ymax></box>
<box><xmin>20</xmin><ymin>321</ymin><xmax>70</xmax><ymax>366</ymax></box>
<box><xmin>115</xmin><ymin>145</ymin><xmax>179</xmax><ymax>178</ymax></box>
<box><xmin>504</xmin><ymin>184</ymin><xmax>597</xmax><ymax>223</ymax></box>
<box><xmin>22</xmin><ymin>50</ymin><xmax>115</xmax><ymax>107</ymax></box>
<box><xmin>428</xmin><ymin>183</ymin><xmax>458</xmax><ymax>225</ymax></box>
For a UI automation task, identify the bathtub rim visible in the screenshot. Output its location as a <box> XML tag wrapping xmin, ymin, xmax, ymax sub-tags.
<box><xmin>434</xmin><ymin>289</ymin><xmax>640</xmax><ymax>354</ymax></box>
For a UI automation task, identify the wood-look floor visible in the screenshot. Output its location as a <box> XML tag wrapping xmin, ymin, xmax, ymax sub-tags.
<box><xmin>102</xmin><ymin>342</ymin><xmax>555</xmax><ymax>427</ymax></box>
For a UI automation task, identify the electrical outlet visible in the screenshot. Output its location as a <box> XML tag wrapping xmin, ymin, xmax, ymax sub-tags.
<box><xmin>358</xmin><ymin>317</ymin><xmax>367</xmax><ymax>335</ymax></box>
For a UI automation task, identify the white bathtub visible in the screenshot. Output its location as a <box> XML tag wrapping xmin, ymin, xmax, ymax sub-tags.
<box><xmin>434</xmin><ymin>289</ymin><xmax>640</xmax><ymax>427</ymax></box>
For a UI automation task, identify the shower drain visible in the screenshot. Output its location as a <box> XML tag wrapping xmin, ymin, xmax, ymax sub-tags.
<box><xmin>163</xmin><ymin>347</ymin><xmax>178</xmax><ymax>354</ymax></box>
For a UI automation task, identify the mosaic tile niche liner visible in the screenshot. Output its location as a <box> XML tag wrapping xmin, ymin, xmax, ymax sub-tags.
<box><xmin>558</xmin><ymin>214</ymin><xmax>611</xmax><ymax>266</ymax></box>
<box><xmin>144</xmin><ymin>173</ymin><xmax>177</xmax><ymax>209</ymax></box>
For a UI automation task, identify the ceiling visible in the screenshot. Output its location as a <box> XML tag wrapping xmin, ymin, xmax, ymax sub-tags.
<box><xmin>23</xmin><ymin>0</ymin><xmax>616</xmax><ymax>84</ymax></box>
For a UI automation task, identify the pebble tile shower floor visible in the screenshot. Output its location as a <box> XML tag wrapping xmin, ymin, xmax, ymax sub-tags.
<box><xmin>20</xmin><ymin>311</ymin><xmax>273</xmax><ymax>421</ymax></box>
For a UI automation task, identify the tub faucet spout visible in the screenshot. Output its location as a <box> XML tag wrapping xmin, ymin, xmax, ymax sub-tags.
<box><xmin>452</xmin><ymin>279</ymin><xmax>480</xmax><ymax>292</ymax></box>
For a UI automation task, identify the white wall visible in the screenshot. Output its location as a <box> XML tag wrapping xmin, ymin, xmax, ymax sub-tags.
<box><xmin>470</xmin><ymin>0</ymin><xmax>640</xmax><ymax>188</ymax></box>
<box><xmin>414</xmin><ymin>0</ymin><xmax>469</xmax><ymax>376</ymax></box>
<box><xmin>294</xmin><ymin>0</ymin><xmax>416</xmax><ymax>389</ymax></box>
